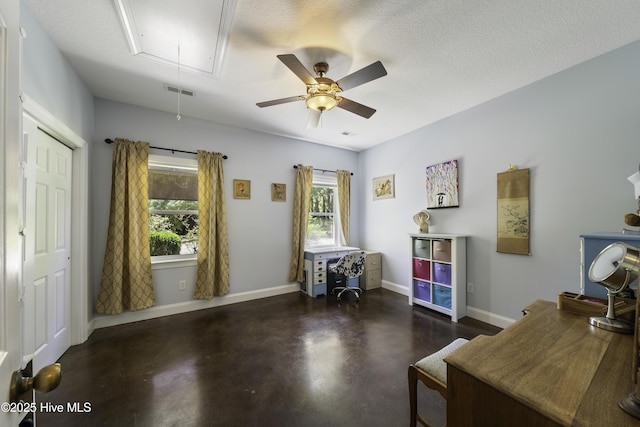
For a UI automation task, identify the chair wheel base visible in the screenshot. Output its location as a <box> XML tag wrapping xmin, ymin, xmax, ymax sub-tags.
<box><xmin>333</xmin><ymin>286</ymin><xmax>362</xmax><ymax>303</ymax></box>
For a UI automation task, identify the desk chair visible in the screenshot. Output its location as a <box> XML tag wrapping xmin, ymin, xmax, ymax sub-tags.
<box><xmin>329</xmin><ymin>251</ymin><xmax>367</xmax><ymax>302</ymax></box>
<box><xmin>408</xmin><ymin>338</ymin><xmax>469</xmax><ymax>427</ymax></box>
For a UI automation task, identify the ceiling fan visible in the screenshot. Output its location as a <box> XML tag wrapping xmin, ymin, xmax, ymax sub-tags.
<box><xmin>256</xmin><ymin>54</ymin><xmax>388</xmax><ymax>128</ymax></box>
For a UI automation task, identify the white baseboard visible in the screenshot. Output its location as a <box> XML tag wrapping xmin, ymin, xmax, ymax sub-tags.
<box><xmin>93</xmin><ymin>284</ymin><xmax>300</xmax><ymax>329</ymax></box>
<box><xmin>381</xmin><ymin>280</ymin><xmax>409</xmax><ymax>296</ymax></box>
<box><xmin>92</xmin><ymin>281</ymin><xmax>517</xmax><ymax>331</ymax></box>
<box><xmin>465</xmin><ymin>306</ymin><xmax>516</xmax><ymax>329</ymax></box>
<box><xmin>381</xmin><ymin>280</ymin><xmax>515</xmax><ymax>329</ymax></box>
<box><xmin>87</xmin><ymin>318</ymin><xmax>96</xmax><ymax>338</ymax></box>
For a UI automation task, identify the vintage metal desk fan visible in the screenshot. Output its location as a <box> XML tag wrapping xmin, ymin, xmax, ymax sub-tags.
<box><xmin>588</xmin><ymin>242</ymin><xmax>639</xmax><ymax>333</ymax></box>
<box><xmin>588</xmin><ymin>241</ymin><xmax>640</xmax><ymax>418</ymax></box>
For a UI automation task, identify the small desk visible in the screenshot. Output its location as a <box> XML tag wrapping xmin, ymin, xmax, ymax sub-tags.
<box><xmin>445</xmin><ymin>300</ymin><xmax>639</xmax><ymax>426</ymax></box>
<box><xmin>302</xmin><ymin>246</ymin><xmax>359</xmax><ymax>297</ymax></box>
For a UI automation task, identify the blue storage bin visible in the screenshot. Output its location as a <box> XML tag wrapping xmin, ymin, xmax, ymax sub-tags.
<box><xmin>433</xmin><ymin>262</ymin><xmax>451</xmax><ymax>285</ymax></box>
<box><xmin>433</xmin><ymin>285</ymin><xmax>452</xmax><ymax>309</ymax></box>
<box><xmin>413</xmin><ymin>280</ymin><xmax>431</xmax><ymax>302</ymax></box>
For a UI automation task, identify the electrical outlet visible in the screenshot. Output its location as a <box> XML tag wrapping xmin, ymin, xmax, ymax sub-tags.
<box><xmin>467</xmin><ymin>282</ymin><xmax>475</xmax><ymax>294</ymax></box>
<box><xmin>179</xmin><ymin>280</ymin><xmax>186</xmax><ymax>290</ymax></box>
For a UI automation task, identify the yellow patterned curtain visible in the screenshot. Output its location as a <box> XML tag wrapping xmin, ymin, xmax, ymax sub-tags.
<box><xmin>194</xmin><ymin>151</ymin><xmax>230</xmax><ymax>299</ymax></box>
<box><xmin>96</xmin><ymin>139</ymin><xmax>154</xmax><ymax>314</ymax></box>
<box><xmin>288</xmin><ymin>165</ymin><xmax>313</xmax><ymax>282</ymax></box>
<box><xmin>337</xmin><ymin>170</ymin><xmax>351</xmax><ymax>245</ymax></box>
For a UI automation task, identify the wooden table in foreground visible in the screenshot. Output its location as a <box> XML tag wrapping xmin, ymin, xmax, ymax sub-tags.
<box><xmin>445</xmin><ymin>300</ymin><xmax>640</xmax><ymax>426</ymax></box>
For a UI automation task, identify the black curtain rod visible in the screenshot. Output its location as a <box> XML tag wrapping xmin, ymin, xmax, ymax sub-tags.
<box><xmin>293</xmin><ymin>165</ymin><xmax>353</xmax><ymax>175</ymax></box>
<box><xmin>104</xmin><ymin>139</ymin><xmax>228</xmax><ymax>159</ymax></box>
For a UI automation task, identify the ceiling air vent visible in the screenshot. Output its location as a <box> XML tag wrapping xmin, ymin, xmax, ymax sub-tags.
<box><xmin>164</xmin><ymin>84</ymin><xmax>195</xmax><ymax>97</ymax></box>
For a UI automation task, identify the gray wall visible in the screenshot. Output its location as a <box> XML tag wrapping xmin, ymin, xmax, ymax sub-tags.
<box><xmin>359</xmin><ymin>40</ymin><xmax>640</xmax><ymax>321</ymax></box>
<box><xmin>21</xmin><ymin>2</ymin><xmax>94</xmax><ymax>141</ymax></box>
<box><xmin>20</xmin><ymin>0</ymin><xmax>640</xmax><ymax>324</ymax></box>
<box><xmin>92</xmin><ymin>100</ymin><xmax>361</xmax><ymax>307</ymax></box>
<box><xmin>21</xmin><ymin>2</ymin><xmax>95</xmax><ymax>328</ymax></box>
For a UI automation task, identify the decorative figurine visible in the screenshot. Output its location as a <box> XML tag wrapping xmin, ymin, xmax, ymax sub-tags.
<box><xmin>413</xmin><ymin>210</ymin><xmax>430</xmax><ymax>233</ymax></box>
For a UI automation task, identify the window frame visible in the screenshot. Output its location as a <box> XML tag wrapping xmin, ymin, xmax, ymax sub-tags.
<box><xmin>148</xmin><ymin>154</ymin><xmax>198</xmax><ymax>265</ymax></box>
<box><xmin>305</xmin><ymin>173</ymin><xmax>342</xmax><ymax>248</ymax></box>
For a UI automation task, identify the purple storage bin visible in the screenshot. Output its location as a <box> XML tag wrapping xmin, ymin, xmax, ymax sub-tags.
<box><xmin>413</xmin><ymin>259</ymin><xmax>430</xmax><ymax>281</ymax></box>
<box><xmin>413</xmin><ymin>280</ymin><xmax>431</xmax><ymax>302</ymax></box>
<box><xmin>433</xmin><ymin>263</ymin><xmax>451</xmax><ymax>285</ymax></box>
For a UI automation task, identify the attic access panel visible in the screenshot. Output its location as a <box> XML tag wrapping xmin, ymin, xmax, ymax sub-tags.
<box><xmin>114</xmin><ymin>0</ymin><xmax>236</xmax><ymax>77</ymax></box>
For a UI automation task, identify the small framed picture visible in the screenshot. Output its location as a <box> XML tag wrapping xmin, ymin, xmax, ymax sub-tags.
<box><xmin>271</xmin><ymin>183</ymin><xmax>286</xmax><ymax>202</ymax></box>
<box><xmin>233</xmin><ymin>179</ymin><xmax>251</xmax><ymax>199</ymax></box>
<box><xmin>373</xmin><ymin>174</ymin><xmax>395</xmax><ymax>200</ymax></box>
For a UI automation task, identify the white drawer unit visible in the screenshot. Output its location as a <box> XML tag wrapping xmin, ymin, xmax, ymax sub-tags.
<box><xmin>409</xmin><ymin>234</ymin><xmax>467</xmax><ymax>322</ymax></box>
<box><xmin>312</xmin><ymin>259</ymin><xmax>327</xmax><ymax>285</ymax></box>
<box><xmin>302</xmin><ymin>246</ymin><xmax>360</xmax><ymax>297</ymax></box>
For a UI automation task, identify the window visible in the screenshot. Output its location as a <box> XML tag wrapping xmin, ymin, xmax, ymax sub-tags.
<box><xmin>148</xmin><ymin>155</ymin><xmax>198</xmax><ymax>258</ymax></box>
<box><xmin>306</xmin><ymin>175</ymin><xmax>340</xmax><ymax>247</ymax></box>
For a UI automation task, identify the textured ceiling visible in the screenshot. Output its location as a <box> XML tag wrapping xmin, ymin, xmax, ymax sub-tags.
<box><xmin>22</xmin><ymin>0</ymin><xmax>640</xmax><ymax>151</ymax></box>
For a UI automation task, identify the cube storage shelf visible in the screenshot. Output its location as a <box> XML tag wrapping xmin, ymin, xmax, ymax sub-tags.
<box><xmin>410</xmin><ymin>233</ymin><xmax>467</xmax><ymax>322</ymax></box>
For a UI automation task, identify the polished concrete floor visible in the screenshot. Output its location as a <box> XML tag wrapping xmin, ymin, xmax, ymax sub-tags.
<box><xmin>37</xmin><ymin>289</ymin><xmax>501</xmax><ymax>427</ymax></box>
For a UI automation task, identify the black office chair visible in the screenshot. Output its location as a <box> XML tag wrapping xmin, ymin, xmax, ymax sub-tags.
<box><xmin>329</xmin><ymin>251</ymin><xmax>367</xmax><ymax>301</ymax></box>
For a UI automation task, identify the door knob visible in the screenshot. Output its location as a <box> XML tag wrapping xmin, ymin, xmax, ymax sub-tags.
<box><xmin>9</xmin><ymin>363</ymin><xmax>62</xmax><ymax>403</ymax></box>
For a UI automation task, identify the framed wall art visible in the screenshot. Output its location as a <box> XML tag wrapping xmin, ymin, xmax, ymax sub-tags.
<box><xmin>233</xmin><ymin>179</ymin><xmax>251</xmax><ymax>199</ymax></box>
<box><xmin>426</xmin><ymin>159</ymin><xmax>459</xmax><ymax>208</ymax></box>
<box><xmin>271</xmin><ymin>183</ymin><xmax>286</xmax><ymax>202</ymax></box>
<box><xmin>373</xmin><ymin>174</ymin><xmax>395</xmax><ymax>200</ymax></box>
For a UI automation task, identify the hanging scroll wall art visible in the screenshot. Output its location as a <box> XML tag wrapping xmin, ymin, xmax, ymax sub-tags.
<box><xmin>497</xmin><ymin>167</ymin><xmax>530</xmax><ymax>255</ymax></box>
<box><xmin>425</xmin><ymin>159</ymin><xmax>459</xmax><ymax>208</ymax></box>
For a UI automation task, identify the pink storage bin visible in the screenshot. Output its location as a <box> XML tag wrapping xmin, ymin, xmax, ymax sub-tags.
<box><xmin>413</xmin><ymin>259</ymin><xmax>430</xmax><ymax>281</ymax></box>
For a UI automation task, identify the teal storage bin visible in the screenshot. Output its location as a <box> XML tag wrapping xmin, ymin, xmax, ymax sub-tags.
<box><xmin>433</xmin><ymin>284</ymin><xmax>452</xmax><ymax>309</ymax></box>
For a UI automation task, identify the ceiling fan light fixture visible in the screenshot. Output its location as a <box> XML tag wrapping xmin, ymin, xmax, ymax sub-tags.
<box><xmin>306</xmin><ymin>93</ymin><xmax>339</xmax><ymax>111</ymax></box>
<box><xmin>305</xmin><ymin>78</ymin><xmax>341</xmax><ymax>112</ymax></box>
<box><xmin>257</xmin><ymin>54</ymin><xmax>387</xmax><ymax>124</ymax></box>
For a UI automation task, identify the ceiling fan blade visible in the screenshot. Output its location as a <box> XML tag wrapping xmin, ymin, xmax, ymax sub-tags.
<box><xmin>306</xmin><ymin>109</ymin><xmax>322</xmax><ymax>129</ymax></box>
<box><xmin>277</xmin><ymin>54</ymin><xmax>317</xmax><ymax>85</ymax></box>
<box><xmin>336</xmin><ymin>61</ymin><xmax>387</xmax><ymax>91</ymax></box>
<box><xmin>256</xmin><ymin>95</ymin><xmax>305</xmax><ymax>108</ymax></box>
<box><xmin>337</xmin><ymin>97</ymin><xmax>377</xmax><ymax>119</ymax></box>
